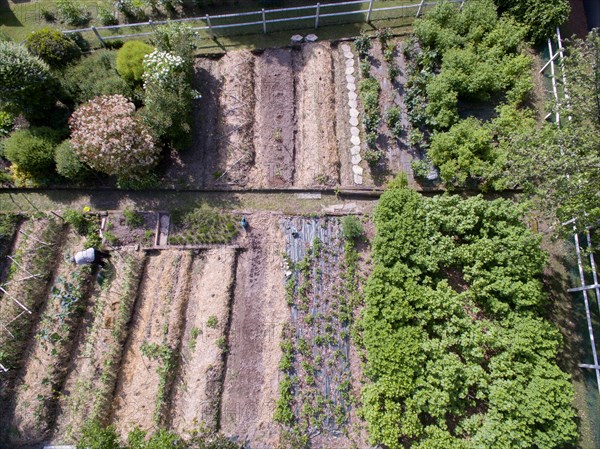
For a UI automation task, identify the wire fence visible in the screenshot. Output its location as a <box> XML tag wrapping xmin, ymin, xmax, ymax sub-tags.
<box><xmin>61</xmin><ymin>0</ymin><xmax>463</xmax><ymax>47</ymax></box>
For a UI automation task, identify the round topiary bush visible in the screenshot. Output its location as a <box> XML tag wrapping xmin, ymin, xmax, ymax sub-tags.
<box><xmin>116</xmin><ymin>40</ymin><xmax>154</xmax><ymax>85</ymax></box>
<box><xmin>25</xmin><ymin>28</ymin><xmax>81</xmax><ymax>68</ymax></box>
<box><xmin>3</xmin><ymin>127</ymin><xmax>61</xmax><ymax>177</ymax></box>
<box><xmin>69</xmin><ymin>94</ymin><xmax>159</xmax><ymax>178</ymax></box>
<box><xmin>0</xmin><ymin>41</ymin><xmax>54</xmax><ymax>115</ymax></box>
<box><xmin>54</xmin><ymin>139</ymin><xmax>90</xmax><ymax>181</ymax></box>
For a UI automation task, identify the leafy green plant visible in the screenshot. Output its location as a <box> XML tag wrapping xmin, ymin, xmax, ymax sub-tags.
<box><xmin>169</xmin><ymin>207</ymin><xmax>238</xmax><ymax>245</ymax></box>
<box><xmin>55</xmin><ymin>140</ymin><xmax>90</xmax><ymax>182</ymax></box>
<box><xmin>3</xmin><ymin>127</ymin><xmax>61</xmax><ymax>179</ymax></box>
<box><xmin>206</xmin><ymin>315</ymin><xmax>218</xmax><ymax>329</ymax></box>
<box><xmin>354</xmin><ymin>33</ymin><xmax>371</xmax><ymax>59</ymax></box>
<box><xmin>25</xmin><ymin>28</ymin><xmax>81</xmax><ymax>68</ymax></box>
<box><xmin>341</xmin><ymin>216</ymin><xmax>363</xmax><ymax>242</ymax></box>
<box><xmin>55</xmin><ymin>0</ymin><xmax>89</xmax><ymax>25</ymax></box>
<box><xmin>116</xmin><ymin>40</ymin><xmax>154</xmax><ymax>85</ymax></box>
<box><xmin>123</xmin><ymin>208</ymin><xmax>144</xmax><ymax>228</ymax></box>
<box><xmin>61</xmin><ymin>50</ymin><xmax>132</xmax><ymax>105</ymax></box>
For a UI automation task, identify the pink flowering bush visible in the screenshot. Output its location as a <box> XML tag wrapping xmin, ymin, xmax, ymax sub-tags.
<box><xmin>69</xmin><ymin>95</ymin><xmax>159</xmax><ymax>178</ymax></box>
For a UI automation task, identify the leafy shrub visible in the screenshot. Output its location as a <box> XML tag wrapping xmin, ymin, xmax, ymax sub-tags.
<box><xmin>77</xmin><ymin>420</ymin><xmax>120</xmax><ymax>449</ymax></box>
<box><xmin>98</xmin><ymin>6</ymin><xmax>119</xmax><ymax>26</ymax></box>
<box><xmin>0</xmin><ymin>41</ymin><xmax>54</xmax><ymax>116</ymax></box>
<box><xmin>69</xmin><ymin>95</ymin><xmax>158</xmax><ymax>178</ymax></box>
<box><xmin>361</xmin><ymin>188</ymin><xmax>578</xmax><ymax>449</ymax></box>
<box><xmin>141</xmin><ymin>49</ymin><xmax>197</xmax><ymax>150</ymax></box>
<box><xmin>364</xmin><ymin>147</ymin><xmax>384</xmax><ymax>166</ymax></box>
<box><xmin>365</xmin><ymin>131</ymin><xmax>378</xmax><ymax>149</ymax></box>
<box><xmin>3</xmin><ymin>127</ymin><xmax>61</xmax><ymax>178</ymax></box>
<box><xmin>56</xmin><ymin>0</ymin><xmax>90</xmax><ymax>26</ymax></box>
<box><xmin>25</xmin><ymin>28</ymin><xmax>81</xmax><ymax>68</ymax></box>
<box><xmin>169</xmin><ymin>206</ymin><xmax>238</xmax><ymax>244</ymax></box>
<box><xmin>341</xmin><ymin>215</ymin><xmax>363</xmax><ymax>241</ymax></box>
<box><xmin>385</xmin><ymin>106</ymin><xmax>401</xmax><ymax>129</ymax></box>
<box><xmin>123</xmin><ymin>208</ymin><xmax>144</xmax><ymax>228</ymax></box>
<box><xmin>150</xmin><ymin>21</ymin><xmax>197</xmax><ymax>66</ymax></box>
<box><xmin>55</xmin><ymin>140</ymin><xmax>90</xmax><ymax>181</ymax></box>
<box><xmin>354</xmin><ymin>33</ymin><xmax>371</xmax><ymax>59</ymax></box>
<box><xmin>410</xmin><ymin>158</ymin><xmax>431</xmax><ymax>179</ymax></box>
<box><xmin>61</xmin><ymin>50</ymin><xmax>132</xmax><ymax>104</ymax></box>
<box><xmin>116</xmin><ymin>40</ymin><xmax>154</xmax><ymax>85</ymax></box>
<box><xmin>0</xmin><ymin>110</ymin><xmax>13</xmax><ymax>137</ymax></box>
<box><xmin>359</xmin><ymin>58</ymin><xmax>371</xmax><ymax>78</ymax></box>
<box><xmin>495</xmin><ymin>0</ymin><xmax>570</xmax><ymax>44</ymax></box>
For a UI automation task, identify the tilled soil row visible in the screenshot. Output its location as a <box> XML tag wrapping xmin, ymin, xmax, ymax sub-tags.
<box><xmin>0</xmin><ymin>219</ymin><xmax>66</xmax><ymax>420</ymax></box>
<box><xmin>111</xmin><ymin>251</ymin><xmax>193</xmax><ymax>437</ymax></box>
<box><xmin>6</xmin><ymin>230</ymin><xmax>95</xmax><ymax>447</ymax></box>
<box><xmin>52</xmin><ymin>252</ymin><xmax>146</xmax><ymax>443</ymax></box>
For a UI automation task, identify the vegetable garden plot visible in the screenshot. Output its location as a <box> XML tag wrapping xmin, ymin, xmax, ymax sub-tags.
<box><xmin>169</xmin><ymin>248</ymin><xmax>237</xmax><ymax>433</ymax></box>
<box><xmin>52</xmin><ymin>252</ymin><xmax>146</xmax><ymax>444</ymax></box>
<box><xmin>293</xmin><ymin>43</ymin><xmax>340</xmax><ymax>187</ymax></box>
<box><xmin>112</xmin><ymin>251</ymin><xmax>193</xmax><ymax>437</ymax></box>
<box><xmin>249</xmin><ymin>48</ymin><xmax>296</xmax><ymax>188</ymax></box>
<box><xmin>5</xmin><ymin>229</ymin><xmax>93</xmax><ymax>448</ymax></box>
<box><xmin>104</xmin><ymin>212</ymin><xmax>157</xmax><ymax>248</ymax></box>
<box><xmin>0</xmin><ymin>218</ymin><xmax>64</xmax><ymax>396</ymax></box>
<box><xmin>277</xmin><ymin>217</ymin><xmax>357</xmax><ymax>445</ymax></box>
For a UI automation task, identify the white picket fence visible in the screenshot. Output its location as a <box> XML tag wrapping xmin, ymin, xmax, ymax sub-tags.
<box><xmin>62</xmin><ymin>0</ymin><xmax>463</xmax><ymax>46</ymax></box>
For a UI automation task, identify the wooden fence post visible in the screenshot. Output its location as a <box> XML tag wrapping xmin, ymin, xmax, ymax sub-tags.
<box><xmin>91</xmin><ymin>26</ymin><xmax>106</xmax><ymax>48</ymax></box>
<box><xmin>416</xmin><ymin>0</ymin><xmax>425</xmax><ymax>17</ymax></box>
<box><xmin>315</xmin><ymin>3</ymin><xmax>320</xmax><ymax>29</ymax></box>
<box><xmin>206</xmin><ymin>14</ymin><xmax>214</xmax><ymax>39</ymax></box>
<box><xmin>262</xmin><ymin>8</ymin><xmax>267</xmax><ymax>33</ymax></box>
<box><xmin>366</xmin><ymin>0</ymin><xmax>374</xmax><ymax>22</ymax></box>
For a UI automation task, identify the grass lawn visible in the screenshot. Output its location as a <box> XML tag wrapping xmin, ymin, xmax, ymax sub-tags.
<box><xmin>1</xmin><ymin>0</ymin><xmax>430</xmax><ymax>49</ymax></box>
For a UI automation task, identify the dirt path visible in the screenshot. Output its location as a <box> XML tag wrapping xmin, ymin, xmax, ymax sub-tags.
<box><xmin>6</xmin><ymin>230</ymin><xmax>92</xmax><ymax>447</ymax></box>
<box><xmin>165</xmin><ymin>57</ymin><xmax>221</xmax><ymax>189</ymax></box>
<box><xmin>220</xmin><ymin>213</ymin><xmax>287</xmax><ymax>448</ymax></box>
<box><xmin>294</xmin><ymin>43</ymin><xmax>339</xmax><ymax>187</ymax></box>
<box><xmin>111</xmin><ymin>251</ymin><xmax>193</xmax><ymax>438</ymax></box>
<box><xmin>169</xmin><ymin>248</ymin><xmax>237</xmax><ymax>433</ymax></box>
<box><xmin>214</xmin><ymin>52</ymin><xmax>256</xmax><ymax>187</ymax></box>
<box><xmin>249</xmin><ymin>49</ymin><xmax>295</xmax><ymax>188</ymax></box>
<box><xmin>52</xmin><ymin>252</ymin><xmax>146</xmax><ymax>444</ymax></box>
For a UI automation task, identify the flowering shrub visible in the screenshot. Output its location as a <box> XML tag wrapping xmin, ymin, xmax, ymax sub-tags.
<box><xmin>69</xmin><ymin>95</ymin><xmax>158</xmax><ymax>178</ymax></box>
<box><xmin>142</xmin><ymin>50</ymin><xmax>185</xmax><ymax>90</ymax></box>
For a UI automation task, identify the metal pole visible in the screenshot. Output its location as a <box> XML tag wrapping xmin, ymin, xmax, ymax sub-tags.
<box><xmin>262</xmin><ymin>8</ymin><xmax>267</xmax><ymax>34</ymax></box>
<box><xmin>585</xmin><ymin>230</ymin><xmax>600</xmax><ymax>317</ymax></box>
<box><xmin>556</xmin><ymin>27</ymin><xmax>572</xmax><ymax>121</ymax></box>
<box><xmin>315</xmin><ymin>3</ymin><xmax>320</xmax><ymax>29</ymax></box>
<box><xmin>416</xmin><ymin>0</ymin><xmax>425</xmax><ymax>17</ymax></box>
<box><xmin>574</xmin><ymin>228</ymin><xmax>600</xmax><ymax>393</ymax></box>
<box><xmin>548</xmin><ymin>38</ymin><xmax>560</xmax><ymax>125</ymax></box>
<box><xmin>206</xmin><ymin>14</ymin><xmax>214</xmax><ymax>39</ymax></box>
<box><xmin>366</xmin><ymin>0</ymin><xmax>374</xmax><ymax>22</ymax></box>
<box><xmin>91</xmin><ymin>26</ymin><xmax>106</xmax><ymax>48</ymax></box>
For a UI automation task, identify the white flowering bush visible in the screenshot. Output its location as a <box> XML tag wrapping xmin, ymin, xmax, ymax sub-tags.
<box><xmin>69</xmin><ymin>95</ymin><xmax>159</xmax><ymax>178</ymax></box>
<box><xmin>142</xmin><ymin>50</ymin><xmax>185</xmax><ymax>90</ymax></box>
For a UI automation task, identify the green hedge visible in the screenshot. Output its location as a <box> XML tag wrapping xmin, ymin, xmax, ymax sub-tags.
<box><xmin>361</xmin><ymin>185</ymin><xmax>577</xmax><ymax>449</ymax></box>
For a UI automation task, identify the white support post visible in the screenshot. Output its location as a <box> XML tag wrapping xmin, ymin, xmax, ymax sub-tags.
<box><xmin>366</xmin><ymin>0</ymin><xmax>374</xmax><ymax>23</ymax></box>
<box><xmin>416</xmin><ymin>0</ymin><xmax>425</xmax><ymax>17</ymax></box>
<box><xmin>548</xmin><ymin>38</ymin><xmax>560</xmax><ymax>124</ymax></box>
<box><xmin>262</xmin><ymin>8</ymin><xmax>267</xmax><ymax>34</ymax></box>
<box><xmin>315</xmin><ymin>3</ymin><xmax>320</xmax><ymax>29</ymax></box>
<box><xmin>556</xmin><ymin>27</ymin><xmax>572</xmax><ymax>121</ymax></box>
<box><xmin>0</xmin><ymin>286</ymin><xmax>32</xmax><ymax>315</ymax></box>
<box><xmin>586</xmin><ymin>230</ymin><xmax>600</xmax><ymax>317</ymax></box>
<box><xmin>206</xmin><ymin>14</ymin><xmax>214</xmax><ymax>39</ymax></box>
<box><xmin>573</xmin><ymin>229</ymin><xmax>600</xmax><ymax>393</ymax></box>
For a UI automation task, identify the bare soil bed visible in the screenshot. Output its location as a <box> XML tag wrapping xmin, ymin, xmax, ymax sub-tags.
<box><xmin>166</xmin><ymin>41</ymin><xmax>346</xmax><ymax>190</ymax></box>
<box><xmin>220</xmin><ymin>213</ymin><xmax>288</xmax><ymax>448</ymax></box>
<box><xmin>249</xmin><ymin>49</ymin><xmax>296</xmax><ymax>188</ymax></box>
<box><xmin>293</xmin><ymin>42</ymin><xmax>340</xmax><ymax>187</ymax></box>
<box><xmin>105</xmin><ymin>212</ymin><xmax>157</xmax><ymax>248</ymax></box>
<box><xmin>169</xmin><ymin>248</ymin><xmax>237</xmax><ymax>433</ymax></box>
<box><xmin>111</xmin><ymin>251</ymin><xmax>193</xmax><ymax>437</ymax></box>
